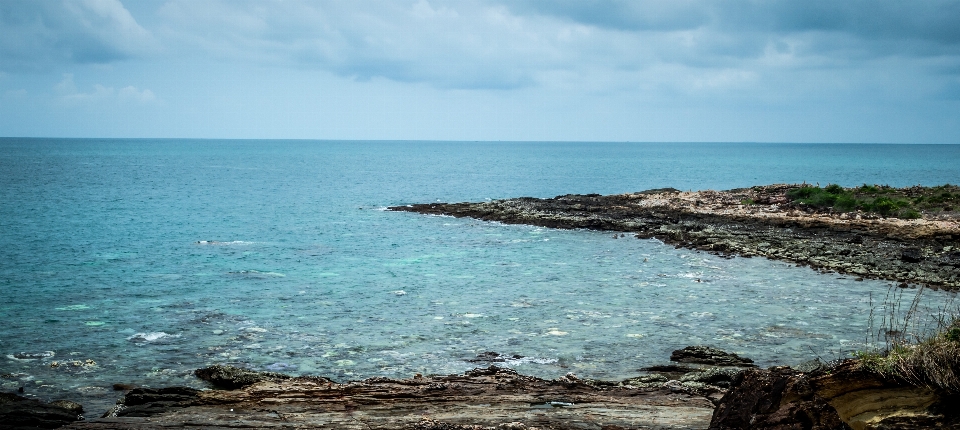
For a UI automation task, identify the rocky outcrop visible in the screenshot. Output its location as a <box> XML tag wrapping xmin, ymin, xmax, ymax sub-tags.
<box><xmin>194</xmin><ymin>364</ymin><xmax>304</xmax><ymax>389</ymax></box>
<box><xmin>709</xmin><ymin>360</ymin><xmax>960</xmax><ymax>430</ymax></box>
<box><xmin>671</xmin><ymin>346</ymin><xmax>756</xmax><ymax>367</ymax></box>
<box><xmin>0</xmin><ymin>392</ymin><xmax>83</xmax><ymax>429</ymax></box>
<box><xmin>389</xmin><ymin>185</ymin><xmax>960</xmax><ymax>289</ymax></box>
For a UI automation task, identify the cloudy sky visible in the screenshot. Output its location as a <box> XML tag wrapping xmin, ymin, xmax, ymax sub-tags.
<box><xmin>1</xmin><ymin>0</ymin><xmax>959</xmax><ymax>142</ymax></box>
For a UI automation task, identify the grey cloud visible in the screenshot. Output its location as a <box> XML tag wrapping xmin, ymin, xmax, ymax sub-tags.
<box><xmin>156</xmin><ymin>0</ymin><xmax>549</xmax><ymax>90</ymax></box>
<box><xmin>0</xmin><ymin>0</ymin><xmax>155</xmax><ymax>72</ymax></box>
<box><xmin>512</xmin><ymin>0</ymin><xmax>960</xmax><ymax>60</ymax></box>
<box><xmin>148</xmin><ymin>0</ymin><xmax>960</xmax><ymax>93</ymax></box>
<box><xmin>506</xmin><ymin>0</ymin><xmax>709</xmax><ymax>32</ymax></box>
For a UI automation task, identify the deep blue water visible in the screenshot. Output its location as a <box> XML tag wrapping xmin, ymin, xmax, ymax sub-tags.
<box><xmin>1</xmin><ymin>138</ymin><xmax>959</xmax><ymax>413</ymax></box>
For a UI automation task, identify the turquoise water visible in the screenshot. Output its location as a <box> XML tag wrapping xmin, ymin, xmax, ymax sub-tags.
<box><xmin>1</xmin><ymin>139</ymin><xmax>959</xmax><ymax>413</ymax></box>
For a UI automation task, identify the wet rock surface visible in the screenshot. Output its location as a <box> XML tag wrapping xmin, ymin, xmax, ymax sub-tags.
<box><xmin>100</xmin><ymin>387</ymin><xmax>201</xmax><ymax>419</ymax></box>
<box><xmin>389</xmin><ymin>185</ymin><xmax>960</xmax><ymax>289</ymax></box>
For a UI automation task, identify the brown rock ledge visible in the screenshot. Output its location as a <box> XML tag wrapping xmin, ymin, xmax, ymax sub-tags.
<box><xmin>389</xmin><ymin>185</ymin><xmax>960</xmax><ymax>289</ymax></box>
<box><xmin>63</xmin><ymin>366</ymin><xmax>715</xmax><ymax>429</ymax></box>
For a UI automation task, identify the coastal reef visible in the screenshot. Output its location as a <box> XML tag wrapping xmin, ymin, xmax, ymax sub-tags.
<box><xmin>390</xmin><ymin>184</ymin><xmax>960</xmax><ymax>289</ymax></box>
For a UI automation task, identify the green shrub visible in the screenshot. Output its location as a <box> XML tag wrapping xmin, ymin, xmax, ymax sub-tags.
<box><xmin>835</xmin><ymin>195</ymin><xmax>858</xmax><ymax>212</ymax></box>
<box><xmin>787</xmin><ymin>186</ymin><xmax>821</xmax><ymax>200</ymax></box>
<box><xmin>786</xmin><ymin>183</ymin><xmax>956</xmax><ymax>218</ymax></box>
<box><xmin>948</xmin><ymin>327</ymin><xmax>960</xmax><ymax>343</ymax></box>
<box><xmin>898</xmin><ymin>209</ymin><xmax>922</xmax><ymax>219</ymax></box>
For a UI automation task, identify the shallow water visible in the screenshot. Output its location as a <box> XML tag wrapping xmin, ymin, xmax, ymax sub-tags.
<box><xmin>1</xmin><ymin>139</ymin><xmax>958</xmax><ymax>414</ymax></box>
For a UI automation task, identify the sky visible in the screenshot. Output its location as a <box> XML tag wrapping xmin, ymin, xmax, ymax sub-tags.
<box><xmin>1</xmin><ymin>0</ymin><xmax>959</xmax><ymax>143</ymax></box>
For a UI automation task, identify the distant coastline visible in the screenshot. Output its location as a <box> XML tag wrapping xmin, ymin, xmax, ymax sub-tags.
<box><xmin>391</xmin><ymin>183</ymin><xmax>960</xmax><ymax>290</ymax></box>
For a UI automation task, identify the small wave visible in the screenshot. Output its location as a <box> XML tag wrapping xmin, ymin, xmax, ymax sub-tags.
<box><xmin>55</xmin><ymin>304</ymin><xmax>90</xmax><ymax>311</ymax></box>
<box><xmin>196</xmin><ymin>240</ymin><xmax>254</xmax><ymax>245</ymax></box>
<box><xmin>265</xmin><ymin>362</ymin><xmax>297</xmax><ymax>372</ymax></box>
<box><xmin>127</xmin><ymin>332</ymin><xmax>179</xmax><ymax>343</ymax></box>
<box><xmin>8</xmin><ymin>351</ymin><xmax>55</xmax><ymax>361</ymax></box>
<box><xmin>503</xmin><ymin>356</ymin><xmax>558</xmax><ymax>366</ymax></box>
<box><xmin>228</xmin><ymin>270</ymin><xmax>286</xmax><ymax>278</ymax></box>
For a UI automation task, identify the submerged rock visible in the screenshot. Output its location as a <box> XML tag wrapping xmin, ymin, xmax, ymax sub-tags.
<box><xmin>467</xmin><ymin>351</ymin><xmax>524</xmax><ymax>363</ymax></box>
<box><xmin>48</xmin><ymin>400</ymin><xmax>83</xmax><ymax>415</ymax></box>
<box><xmin>670</xmin><ymin>346</ymin><xmax>756</xmax><ymax>367</ymax></box>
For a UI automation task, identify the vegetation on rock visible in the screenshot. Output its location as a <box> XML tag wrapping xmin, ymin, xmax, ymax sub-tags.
<box><xmin>786</xmin><ymin>183</ymin><xmax>960</xmax><ymax>219</ymax></box>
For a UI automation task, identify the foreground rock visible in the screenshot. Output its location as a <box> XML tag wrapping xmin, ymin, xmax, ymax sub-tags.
<box><xmin>709</xmin><ymin>360</ymin><xmax>960</xmax><ymax>430</ymax></box>
<box><xmin>390</xmin><ymin>185</ymin><xmax>960</xmax><ymax>289</ymax></box>
<box><xmin>65</xmin><ymin>365</ymin><xmax>715</xmax><ymax>429</ymax></box>
<box><xmin>0</xmin><ymin>392</ymin><xmax>83</xmax><ymax>429</ymax></box>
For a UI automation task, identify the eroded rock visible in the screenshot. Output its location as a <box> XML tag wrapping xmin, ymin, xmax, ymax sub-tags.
<box><xmin>709</xmin><ymin>361</ymin><xmax>960</xmax><ymax>430</ymax></box>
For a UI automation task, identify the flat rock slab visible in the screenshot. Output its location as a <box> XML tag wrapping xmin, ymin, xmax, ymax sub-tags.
<box><xmin>64</xmin><ymin>367</ymin><xmax>714</xmax><ymax>429</ymax></box>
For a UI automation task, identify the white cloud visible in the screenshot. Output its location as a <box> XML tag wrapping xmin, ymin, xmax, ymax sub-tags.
<box><xmin>118</xmin><ymin>85</ymin><xmax>155</xmax><ymax>103</ymax></box>
<box><xmin>54</xmin><ymin>73</ymin><xmax>155</xmax><ymax>106</ymax></box>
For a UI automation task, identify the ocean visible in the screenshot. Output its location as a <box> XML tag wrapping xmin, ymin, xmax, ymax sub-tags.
<box><xmin>2</xmin><ymin>138</ymin><xmax>959</xmax><ymax>413</ymax></box>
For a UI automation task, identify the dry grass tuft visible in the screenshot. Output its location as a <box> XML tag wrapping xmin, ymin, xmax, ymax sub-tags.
<box><xmin>856</xmin><ymin>286</ymin><xmax>960</xmax><ymax>393</ymax></box>
<box><xmin>857</xmin><ymin>318</ymin><xmax>960</xmax><ymax>392</ymax></box>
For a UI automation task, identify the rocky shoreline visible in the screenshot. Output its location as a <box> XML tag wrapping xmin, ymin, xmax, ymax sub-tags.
<box><xmin>8</xmin><ymin>347</ymin><xmax>748</xmax><ymax>430</ymax></box>
<box><xmin>5</xmin><ymin>346</ymin><xmax>957</xmax><ymax>429</ymax></box>
<box><xmin>389</xmin><ymin>184</ymin><xmax>960</xmax><ymax>289</ymax></box>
